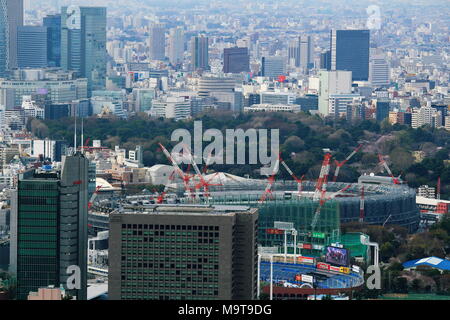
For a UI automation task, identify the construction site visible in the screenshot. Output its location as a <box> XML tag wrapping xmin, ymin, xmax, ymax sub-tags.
<box><xmin>142</xmin><ymin>143</ymin><xmax>419</xmax><ymax>256</ymax></box>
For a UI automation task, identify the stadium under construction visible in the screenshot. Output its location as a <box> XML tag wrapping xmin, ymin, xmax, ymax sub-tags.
<box><xmin>168</xmin><ymin>177</ymin><xmax>420</xmax><ymax>255</ymax></box>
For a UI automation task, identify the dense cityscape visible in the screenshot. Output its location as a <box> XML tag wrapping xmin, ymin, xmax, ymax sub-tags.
<box><xmin>0</xmin><ymin>0</ymin><xmax>449</xmax><ymax>306</ymax></box>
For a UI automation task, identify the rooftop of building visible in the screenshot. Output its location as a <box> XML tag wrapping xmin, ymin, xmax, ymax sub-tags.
<box><xmin>117</xmin><ymin>203</ymin><xmax>255</xmax><ymax>216</ymax></box>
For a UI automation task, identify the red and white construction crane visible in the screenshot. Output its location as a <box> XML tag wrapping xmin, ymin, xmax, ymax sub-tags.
<box><xmin>333</xmin><ymin>144</ymin><xmax>363</xmax><ymax>182</ymax></box>
<box><xmin>259</xmin><ymin>159</ymin><xmax>280</xmax><ymax>203</ymax></box>
<box><xmin>378</xmin><ymin>154</ymin><xmax>400</xmax><ymax>185</ymax></box>
<box><xmin>181</xmin><ymin>144</ymin><xmax>222</xmax><ymax>197</ymax></box>
<box><xmin>88</xmin><ymin>185</ymin><xmax>103</xmax><ymax>210</ymax></box>
<box><xmin>158</xmin><ymin>143</ymin><xmax>194</xmax><ymax>198</ymax></box>
<box><xmin>313</xmin><ymin>153</ymin><xmax>333</xmax><ymax>201</ymax></box>
<box><xmin>311</xmin><ymin>184</ymin><xmax>351</xmax><ymax>229</ymax></box>
<box><xmin>279</xmin><ymin>154</ymin><xmax>305</xmax><ymax>192</ymax></box>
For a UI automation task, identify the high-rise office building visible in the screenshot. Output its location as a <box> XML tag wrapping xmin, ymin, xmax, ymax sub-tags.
<box><xmin>168</xmin><ymin>27</ymin><xmax>184</xmax><ymax>66</ymax></box>
<box><xmin>10</xmin><ymin>153</ymin><xmax>89</xmax><ymax>300</ymax></box>
<box><xmin>0</xmin><ymin>1</ymin><xmax>7</xmax><ymax>77</ymax></box>
<box><xmin>320</xmin><ymin>50</ymin><xmax>331</xmax><ymax>70</ymax></box>
<box><xmin>299</xmin><ymin>36</ymin><xmax>314</xmax><ymax>69</ymax></box>
<box><xmin>17</xmin><ymin>26</ymin><xmax>48</xmax><ymax>68</ymax></box>
<box><xmin>61</xmin><ymin>6</ymin><xmax>107</xmax><ymax>93</ymax></box>
<box><xmin>288</xmin><ymin>36</ymin><xmax>314</xmax><ymax>70</ymax></box>
<box><xmin>191</xmin><ymin>35</ymin><xmax>209</xmax><ymax>71</ymax></box>
<box><xmin>223</xmin><ymin>47</ymin><xmax>250</xmax><ymax>74</ymax></box>
<box><xmin>108</xmin><ymin>205</ymin><xmax>258</xmax><ymax>300</ymax></box>
<box><xmin>331</xmin><ymin>30</ymin><xmax>370</xmax><ymax>81</ymax></box>
<box><xmin>43</xmin><ymin>14</ymin><xmax>61</xmax><ymax>67</ymax></box>
<box><xmin>261</xmin><ymin>56</ymin><xmax>285</xmax><ymax>78</ymax></box>
<box><xmin>370</xmin><ymin>54</ymin><xmax>390</xmax><ymax>87</ymax></box>
<box><xmin>318</xmin><ymin>70</ymin><xmax>353</xmax><ymax>116</ymax></box>
<box><xmin>149</xmin><ymin>23</ymin><xmax>166</xmax><ymax>61</ymax></box>
<box><xmin>0</xmin><ymin>0</ymin><xmax>24</xmax><ymax>76</ymax></box>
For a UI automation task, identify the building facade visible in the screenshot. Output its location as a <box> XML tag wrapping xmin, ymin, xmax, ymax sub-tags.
<box><xmin>61</xmin><ymin>6</ymin><xmax>107</xmax><ymax>93</ymax></box>
<box><xmin>108</xmin><ymin>205</ymin><xmax>258</xmax><ymax>300</ymax></box>
<box><xmin>10</xmin><ymin>153</ymin><xmax>89</xmax><ymax>300</ymax></box>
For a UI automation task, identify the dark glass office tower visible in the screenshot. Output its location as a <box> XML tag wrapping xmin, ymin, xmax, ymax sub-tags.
<box><xmin>17</xmin><ymin>26</ymin><xmax>48</xmax><ymax>68</ymax></box>
<box><xmin>43</xmin><ymin>14</ymin><xmax>61</xmax><ymax>67</ymax></box>
<box><xmin>10</xmin><ymin>153</ymin><xmax>89</xmax><ymax>300</ymax></box>
<box><xmin>376</xmin><ymin>100</ymin><xmax>390</xmax><ymax>122</ymax></box>
<box><xmin>191</xmin><ymin>35</ymin><xmax>209</xmax><ymax>71</ymax></box>
<box><xmin>61</xmin><ymin>6</ymin><xmax>107</xmax><ymax>93</ymax></box>
<box><xmin>223</xmin><ymin>47</ymin><xmax>250</xmax><ymax>74</ymax></box>
<box><xmin>331</xmin><ymin>30</ymin><xmax>370</xmax><ymax>81</ymax></box>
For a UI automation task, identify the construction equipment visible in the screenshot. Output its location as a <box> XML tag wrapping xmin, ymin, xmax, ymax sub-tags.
<box><xmin>158</xmin><ymin>143</ymin><xmax>194</xmax><ymax>198</ymax></box>
<box><xmin>182</xmin><ymin>144</ymin><xmax>222</xmax><ymax>197</ymax></box>
<box><xmin>311</xmin><ymin>184</ymin><xmax>351</xmax><ymax>229</ymax></box>
<box><xmin>313</xmin><ymin>153</ymin><xmax>333</xmax><ymax>201</ymax></box>
<box><xmin>378</xmin><ymin>154</ymin><xmax>400</xmax><ymax>185</ymax></box>
<box><xmin>88</xmin><ymin>185</ymin><xmax>103</xmax><ymax>210</ymax></box>
<box><xmin>259</xmin><ymin>159</ymin><xmax>280</xmax><ymax>203</ymax></box>
<box><xmin>333</xmin><ymin>144</ymin><xmax>363</xmax><ymax>182</ymax></box>
<box><xmin>279</xmin><ymin>154</ymin><xmax>305</xmax><ymax>192</ymax></box>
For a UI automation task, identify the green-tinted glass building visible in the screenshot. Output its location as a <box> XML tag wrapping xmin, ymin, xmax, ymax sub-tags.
<box><xmin>15</xmin><ymin>175</ymin><xmax>59</xmax><ymax>300</ymax></box>
<box><xmin>61</xmin><ymin>6</ymin><xmax>106</xmax><ymax>94</ymax></box>
<box><xmin>10</xmin><ymin>153</ymin><xmax>89</xmax><ymax>300</ymax></box>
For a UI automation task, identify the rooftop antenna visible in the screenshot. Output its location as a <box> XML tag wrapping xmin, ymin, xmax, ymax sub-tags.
<box><xmin>74</xmin><ymin>116</ymin><xmax>77</xmax><ymax>155</ymax></box>
<box><xmin>81</xmin><ymin>118</ymin><xmax>84</xmax><ymax>154</ymax></box>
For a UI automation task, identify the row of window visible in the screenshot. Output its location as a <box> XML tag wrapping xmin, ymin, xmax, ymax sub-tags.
<box><xmin>121</xmin><ymin>224</ymin><xmax>219</xmax><ymax>231</ymax></box>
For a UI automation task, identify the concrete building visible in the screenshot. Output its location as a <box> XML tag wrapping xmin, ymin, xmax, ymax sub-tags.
<box><xmin>244</xmin><ymin>104</ymin><xmax>300</xmax><ymax>113</ymax></box>
<box><xmin>108</xmin><ymin>205</ymin><xmax>258</xmax><ymax>300</ymax></box>
<box><xmin>370</xmin><ymin>54</ymin><xmax>390</xmax><ymax>87</ymax></box>
<box><xmin>149</xmin><ymin>23</ymin><xmax>166</xmax><ymax>61</ymax></box>
<box><xmin>318</xmin><ymin>70</ymin><xmax>352</xmax><ymax>116</ymax></box>
<box><xmin>168</xmin><ymin>27</ymin><xmax>184</xmax><ymax>66</ymax></box>
<box><xmin>0</xmin><ymin>68</ymin><xmax>87</xmax><ymax>109</ymax></box>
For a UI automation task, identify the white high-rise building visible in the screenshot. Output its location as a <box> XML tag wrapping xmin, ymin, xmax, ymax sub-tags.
<box><xmin>318</xmin><ymin>70</ymin><xmax>353</xmax><ymax>116</ymax></box>
<box><xmin>168</xmin><ymin>27</ymin><xmax>184</xmax><ymax>66</ymax></box>
<box><xmin>370</xmin><ymin>54</ymin><xmax>390</xmax><ymax>87</ymax></box>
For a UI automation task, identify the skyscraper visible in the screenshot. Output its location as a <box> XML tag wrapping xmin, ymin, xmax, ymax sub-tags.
<box><xmin>168</xmin><ymin>27</ymin><xmax>184</xmax><ymax>66</ymax></box>
<box><xmin>61</xmin><ymin>6</ymin><xmax>107</xmax><ymax>93</ymax></box>
<box><xmin>17</xmin><ymin>26</ymin><xmax>48</xmax><ymax>68</ymax></box>
<box><xmin>108</xmin><ymin>205</ymin><xmax>258</xmax><ymax>300</ymax></box>
<box><xmin>0</xmin><ymin>0</ymin><xmax>7</xmax><ymax>77</ymax></box>
<box><xmin>10</xmin><ymin>153</ymin><xmax>89</xmax><ymax>300</ymax></box>
<box><xmin>287</xmin><ymin>36</ymin><xmax>314</xmax><ymax>70</ymax></box>
<box><xmin>370</xmin><ymin>53</ymin><xmax>390</xmax><ymax>87</ymax></box>
<box><xmin>43</xmin><ymin>14</ymin><xmax>61</xmax><ymax>67</ymax></box>
<box><xmin>191</xmin><ymin>35</ymin><xmax>209</xmax><ymax>71</ymax></box>
<box><xmin>0</xmin><ymin>0</ymin><xmax>24</xmax><ymax>76</ymax></box>
<box><xmin>331</xmin><ymin>30</ymin><xmax>370</xmax><ymax>81</ymax></box>
<box><xmin>223</xmin><ymin>47</ymin><xmax>250</xmax><ymax>74</ymax></box>
<box><xmin>149</xmin><ymin>23</ymin><xmax>166</xmax><ymax>61</ymax></box>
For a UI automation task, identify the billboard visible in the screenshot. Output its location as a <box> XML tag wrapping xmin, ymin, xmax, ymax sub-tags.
<box><xmin>325</xmin><ymin>246</ymin><xmax>349</xmax><ymax>267</ymax></box>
